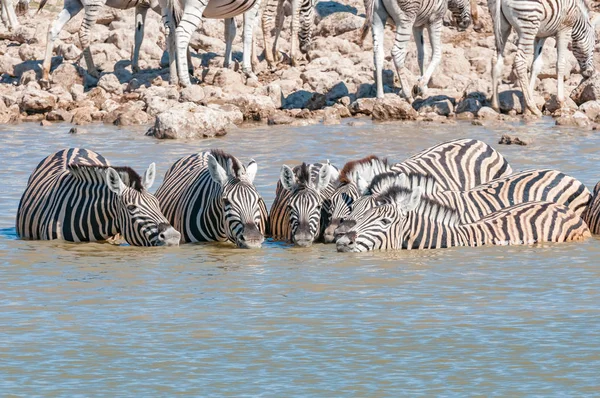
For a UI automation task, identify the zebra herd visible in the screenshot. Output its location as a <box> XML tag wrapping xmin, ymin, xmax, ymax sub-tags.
<box><xmin>2</xmin><ymin>0</ymin><xmax>597</xmax><ymax>113</ymax></box>
<box><xmin>15</xmin><ymin>139</ymin><xmax>600</xmax><ymax>252</ymax></box>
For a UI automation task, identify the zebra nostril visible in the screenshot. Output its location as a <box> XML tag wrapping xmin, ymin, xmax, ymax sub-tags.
<box><xmin>159</xmin><ymin>233</ymin><xmax>165</xmax><ymax>240</ymax></box>
<box><xmin>348</xmin><ymin>231</ymin><xmax>357</xmax><ymax>243</ymax></box>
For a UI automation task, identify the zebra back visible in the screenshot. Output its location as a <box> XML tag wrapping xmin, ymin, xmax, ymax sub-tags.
<box><xmin>391</xmin><ymin>139</ymin><xmax>513</xmax><ymax>191</ymax></box>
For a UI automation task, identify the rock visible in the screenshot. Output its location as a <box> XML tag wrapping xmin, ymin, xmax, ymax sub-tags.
<box><xmin>180</xmin><ymin>85</ymin><xmax>205</xmax><ymax>104</ymax></box>
<box><xmin>579</xmin><ymin>100</ymin><xmax>600</xmax><ymax>122</ymax></box>
<box><xmin>70</xmin><ymin>84</ymin><xmax>86</xmax><ymax>102</ymax></box>
<box><xmin>0</xmin><ymin>103</ymin><xmax>20</xmax><ymax>124</ymax></box>
<box><xmin>371</xmin><ymin>95</ymin><xmax>418</xmax><ymax>121</ymax></box>
<box><xmin>87</xmin><ymin>87</ymin><xmax>110</xmax><ymax>109</ymax></box>
<box><xmin>284</xmin><ymin>90</ymin><xmax>314</xmax><ymax>109</ymax></box>
<box><xmin>477</xmin><ymin>106</ymin><xmax>499</xmax><ymax>120</ymax></box>
<box><xmin>19</xmin><ymin>69</ymin><xmax>38</xmax><ymax>85</ymax></box>
<box><xmin>268</xmin><ymin>111</ymin><xmax>295</xmax><ymax>125</ymax></box>
<box><xmin>498</xmin><ymin>134</ymin><xmax>529</xmax><ymax>146</ymax></box>
<box><xmin>456</xmin><ymin>95</ymin><xmax>484</xmax><ymax>114</ymax></box>
<box><xmin>0</xmin><ymin>54</ymin><xmax>19</xmax><ymax>76</ymax></box>
<box><xmin>316</xmin><ymin>13</ymin><xmax>364</xmax><ymax>37</ymax></box>
<box><xmin>147</xmin><ymin>105</ymin><xmax>243</xmax><ymax>139</ymax></box>
<box><xmin>570</xmin><ymin>74</ymin><xmax>600</xmax><ymax>105</ymax></box>
<box><xmin>56</xmin><ymin>43</ymin><xmax>81</xmax><ymax>61</ymax></box>
<box><xmin>300</xmin><ymin>70</ymin><xmax>340</xmax><ymax>93</ymax></box>
<box><xmin>113</xmin><ymin>108</ymin><xmax>151</xmax><ymax>126</ymax></box>
<box><xmin>20</xmin><ymin>88</ymin><xmax>56</xmax><ymax>113</ymax></box>
<box><xmin>305</xmin><ymin>93</ymin><xmax>327</xmax><ymax>111</ymax></box>
<box><xmin>326</xmin><ymin>81</ymin><xmax>350</xmax><ymax>102</ymax></box>
<box><xmin>543</xmin><ymin>95</ymin><xmax>578</xmax><ymax>114</ymax></box>
<box><xmin>145</xmin><ymin>96</ymin><xmax>180</xmax><ymax>117</ymax></box>
<box><xmin>323</xmin><ymin>107</ymin><xmax>341</xmax><ymax>125</ymax></box>
<box><xmin>71</xmin><ymin>106</ymin><xmax>98</xmax><ymax>125</ymax></box>
<box><xmin>97</xmin><ymin>73</ymin><xmax>123</xmax><ymax>94</ymax></box>
<box><xmin>413</xmin><ymin>95</ymin><xmax>455</xmax><ymax>116</ymax></box>
<box><xmin>227</xmin><ymin>94</ymin><xmax>276</xmax><ymax>122</ymax></box>
<box><xmin>51</xmin><ymin>63</ymin><xmax>84</xmax><ymax>91</ymax></box>
<box><xmin>349</xmin><ymin>98</ymin><xmax>377</xmax><ymax>116</ymax></box>
<box><xmin>40</xmin><ymin>119</ymin><xmax>52</xmax><ymax>126</ymax></box>
<box><xmin>46</xmin><ymin>109</ymin><xmax>74</xmax><ymax>123</ymax></box>
<box><xmin>555</xmin><ymin>111</ymin><xmax>591</xmax><ymax>127</ymax></box>
<box><xmin>212</xmin><ymin>68</ymin><xmax>245</xmax><ymax>90</ymax></box>
<box><xmin>498</xmin><ymin>90</ymin><xmax>525</xmax><ymax>114</ymax></box>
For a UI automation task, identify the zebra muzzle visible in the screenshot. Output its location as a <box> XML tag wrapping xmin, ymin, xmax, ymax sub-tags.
<box><xmin>157</xmin><ymin>224</ymin><xmax>181</xmax><ymax>246</ymax></box>
<box><xmin>336</xmin><ymin>232</ymin><xmax>357</xmax><ymax>253</ymax></box>
<box><xmin>237</xmin><ymin>225</ymin><xmax>264</xmax><ymax>249</ymax></box>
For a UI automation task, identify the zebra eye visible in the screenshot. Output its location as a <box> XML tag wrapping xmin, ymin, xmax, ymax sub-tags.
<box><xmin>127</xmin><ymin>204</ymin><xmax>137</xmax><ymax>212</ymax></box>
<box><xmin>223</xmin><ymin>198</ymin><xmax>231</xmax><ymax>206</ymax></box>
<box><xmin>381</xmin><ymin>218</ymin><xmax>393</xmax><ymax>227</ymax></box>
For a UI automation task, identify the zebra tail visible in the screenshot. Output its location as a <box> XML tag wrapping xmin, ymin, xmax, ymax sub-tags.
<box><xmin>37</xmin><ymin>0</ymin><xmax>48</xmax><ymax>13</ymax></box>
<box><xmin>491</xmin><ymin>0</ymin><xmax>504</xmax><ymax>52</ymax></box>
<box><xmin>359</xmin><ymin>0</ymin><xmax>376</xmax><ymax>46</ymax></box>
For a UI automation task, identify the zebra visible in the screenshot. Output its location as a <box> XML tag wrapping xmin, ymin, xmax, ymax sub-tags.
<box><xmin>1</xmin><ymin>0</ymin><xmax>19</xmax><ymax>29</ymax></box>
<box><xmin>154</xmin><ymin>149</ymin><xmax>269</xmax><ymax>248</ymax></box>
<box><xmin>168</xmin><ymin>0</ymin><xmax>260</xmax><ymax>86</ymax></box>
<box><xmin>269</xmin><ymin>161</ymin><xmax>337</xmax><ymax>246</ymax></box>
<box><xmin>323</xmin><ymin>155</ymin><xmax>391</xmax><ymax>243</ymax></box>
<box><xmin>488</xmin><ymin>0</ymin><xmax>597</xmax><ymax>116</ymax></box>
<box><xmin>16</xmin><ymin>148</ymin><xmax>180</xmax><ymax>246</ymax></box>
<box><xmin>583</xmin><ymin>181</ymin><xmax>600</xmax><ymax>234</ymax></box>
<box><xmin>361</xmin><ymin>0</ymin><xmax>471</xmax><ymax>100</ymax></box>
<box><xmin>336</xmin><ymin>185</ymin><xmax>591</xmax><ymax>252</ymax></box>
<box><xmin>261</xmin><ymin>0</ymin><xmax>314</xmax><ymax>69</ymax></box>
<box><xmin>335</xmin><ymin>168</ymin><xmax>591</xmax><ymax>247</ymax></box>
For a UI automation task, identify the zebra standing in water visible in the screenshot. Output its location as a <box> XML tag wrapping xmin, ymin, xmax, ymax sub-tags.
<box><xmin>488</xmin><ymin>0</ymin><xmax>597</xmax><ymax>116</ymax></box>
<box><xmin>584</xmin><ymin>182</ymin><xmax>600</xmax><ymax>234</ymax></box>
<box><xmin>16</xmin><ymin>149</ymin><xmax>180</xmax><ymax>246</ymax></box>
<box><xmin>336</xmin><ymin>186</ymin><xmax>591</xmax><ymax>252</ymax></box>
<box><xmin>154</xmin><ymin>150</ymin><xmax>269</xmax><ymax>248</ymax></box>
<box><xmin>261</xmin><ymin>0</ymin><xmax>314</xmax><ymax>68</ymax></box>
<box><xmin>269</xmin><ymin>162</ymin><xmax>337</xmax><ymax>246</ymax></box>
<box><xmin>361</xmin><ymin>0</ymin><xmax>471</xmax><ymax>100</ymax></box>
<box><xmin>336</xmin><ymin>169</ymin><xmax>591</xmax><ymax>238</ymax></box>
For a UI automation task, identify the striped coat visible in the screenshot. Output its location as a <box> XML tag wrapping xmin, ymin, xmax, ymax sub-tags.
<box><xmin>583</xmin><ymin>181</ymin><xmax>600</xmax><ymax>234</ymax></box>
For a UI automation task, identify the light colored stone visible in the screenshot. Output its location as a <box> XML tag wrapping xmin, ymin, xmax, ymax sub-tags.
<box><xmin>570</xmin><ymin>74</ymin><xmax>600</xmax><ymax>105</ymax></box>
<box><xmin>371</xmin><ymin>94</ymin><xmax>418</xmax><ymax>121</ymax></box>
<box><xmin>148</xmin><ymin>105</ymin><xmax>243</xmax><ymax>139</ymax></box>
<box><xmin>180</xmin><ymin>85</ymin><xmax>205</xmax><ymax>104</ymax></box>
<box><xmin>477</xmin><ymin>106</ymin><xmax>499</xmax><ymax>120</ymax></box>
<box><xmin>98</xmin><ymin>73</ymin><xmax>123</xmax><ymax>94</ymax></box>
<box><xmin>51</xmin><ymin>64</ymin><xmax>84</xmax><ymax>92</ymax></box>
<box><xmin>20</xmin><ymin>88</ymin><xmax>56</xmax><ymax>113</ymax></box>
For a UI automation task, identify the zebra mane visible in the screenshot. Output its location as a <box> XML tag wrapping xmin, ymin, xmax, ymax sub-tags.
<box><xmin>209</xmin><ymin>149</ymin><xmax>244</xmax><ymax>178</ymax></box>
<box><xmin>294</xmin><ymin>162</ymin><xmax>313</xmax><ymax>189</ymax></box>
<box><xmin>396</xmin><ymin>172</ymin><xmax>441</xmax><ymax>195</ymax></box>
<box><xmin>377</xmin><ymin>185</ymin><xmax>460</xmax><ymax>226</ymax></box>
<box><xmin>366</xmin><ymin>171</ymin><xmax>440</xmax><ymax>196</ymax></box>
<box><xmin>68</xmin><ymin>164</ymin><xmax>144</xmax><ymax>191</ymax></box>
<box><xmin>338</xmin><ymin>155</ymin><xmax>388</xmax><ymax>184</ymax></box>
<box><xmin>366</xmin><ymin>172</ymin><xmax>402</xmax><ymax>195</ymax></box>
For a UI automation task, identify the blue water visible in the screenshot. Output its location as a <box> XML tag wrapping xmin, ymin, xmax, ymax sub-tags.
<box><xmin>1</xmin><ymin>120</ymin><xmax>599</xmax><ymax>396</ymax></box>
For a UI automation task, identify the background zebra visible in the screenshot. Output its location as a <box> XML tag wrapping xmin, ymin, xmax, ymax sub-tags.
<box><xmin>16</xmin><ymin>148</ymin><xmax>180</xmax><ymax>246</ymax></box>
<box><xmin>154</xmin><ymin>149</ymin><xmax>269</xmax><ymax>248</ymax></box>
<box><xmin>488</xmin><ymin>0</ymin><xmax>597</xmax><ymax>116</ymax></box>
<box><xmin>584</xmin><ymin>182</ymin><xmax>600</xmax><ymax>234</ymax></box>
<box><xmin>269</xmin><ymin>162</ymin><xmax>337</xmax><ymax>246</ymax></box>
<box><xmin>336</xmin><ymin>186</ymin><xmax>591</xmax><ymax>252</ymax></box>
<box><xmin>261</xmin><ymin>0</ymin><xmax>314</xmax><ymax>69</ymax></box>
<box><xmin>1</xmin><ymin>0</ymin><xmax>19</xmax><ymax>29</ymax></box>
<box><xmin>361</xmin><ymin>0</ymin><xmax>471</xmax><ymax>100</ymax></box>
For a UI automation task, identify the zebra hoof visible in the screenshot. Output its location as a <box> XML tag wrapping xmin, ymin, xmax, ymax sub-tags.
<box><xmin>412</xmin><ymin>83</ymin><xmax>426</xmax><ymax>98</ymax></box>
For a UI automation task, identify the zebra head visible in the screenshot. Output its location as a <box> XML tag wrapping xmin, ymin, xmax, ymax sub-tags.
<box><xmin>448</xmin><ymin>0</ymin><xmax>472</xmax><ymax>31</ymax></box>
<box><xmin>207</xmin><ymin>154</ymin><xmax>265</xmax><ymax>249</ymax></box>
<box><xmin>281</xmin><ymin>162</ymin><xmax>333</xmax><ymax>247</ymax></box>
<box><xmin>572</xmin><ymin>11</ymin><xmax>597</xmax><ymax>78</ymax></box>
<box><xmin>336</xmin><ymin>186</ymin><xmax>423</xmax><ymax>253</ymax></box>
<box><xmin>105</xmin><ymin>164</ymin><xmax>181</xmax><ymax>247</ymax></box>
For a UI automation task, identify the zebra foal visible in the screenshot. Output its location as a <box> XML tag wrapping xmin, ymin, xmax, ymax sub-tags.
<box><xmin>336</xmin><ymin>186</ymin><xmax>591</xmax><ymax>252</ymax></box>
<box><xmin>16</xmin><ymin>148</ymin><xmax>180</xmax><ymax>246</ymax></box>
<box><xmin>361</xmin><ymin>0</ymin><xmax>472</xmax><ymax>100</ymax></box>
<box><xmin>154</xmin><ymin>150</ymin><xmax>268</xmax><ymax>248</ymax></box>
<box><xmin>488</xmin><ymin>0</ymin><xmax>597</xmax><ymax>116</ymax></box>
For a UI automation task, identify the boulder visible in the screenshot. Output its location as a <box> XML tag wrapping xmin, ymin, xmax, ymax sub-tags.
<box><xmin>349</xmin><ymin>98</ymin><xmax>377</xmax><ymax>116</ymax></box>
<box><xmin>316</xmin><ymin>13</ymin><xmax>364</xmax><ymax>37</ymax></box>
<box><xmin>71</xmin><ymin>106</ymin><xmax>98</xmax><ymax>125</ymax></box>
<box><xmin>371</xmin><ymin>95</ymin><xmax>418</xmax><ymax>121</ymax></box>
<box><xmin>46</xmin><ymin>109</ymin><xmax>74</xmax><ymax>123</ymax></box>
<box><xmin>20</xmin><ymin>88</ymin><xmax>56</xmax><ymax>113</ymax></box>
<box><xmin>477</xmin><ymin>106</ymin><xmax>500</xmax><ymax>120</ymax></box>
<box><xmin>579</xmin><ymin>100</ymin><xmax>600</xmax><ymax>122</ymax></box>
<box><xmin>51</xmin><ymin>64</ymin><xmax>84</xmax><ymax>91</ymax></box>
<box><xmin>147</xmin><ymin>105</ymin><xmax>243</xmax><ymax>139</ymax></box>
<box><xmin>555</xmin><ymin>111</ymin><xmax>591</xmax><ymax>127</ymax></box>
<box><xmin>543</xmin><ymin>95</ymin><xmax>578</xmax><ymax>114</ymax></box>
<box><xmin>97</xmin><ymin>73</ymin><xmax>123</xmax><ymax>94</ymax></box>
<box><xmin>226</xmin><ymin>94</ymin><xmax>276</xmax><ymax>122</ymax></box>
<box><xmin>413</xmin><ymin>95</ymin><xmax>455</xmax><ymax>116</ymax></box>
<box><xmin>180</xmin><ymin>85</ymin><xmax>205</xmax><ymax>104</ymax></box>
<box><xmin>323</xmin><ymin>106</ymin><xmax>341</xmax><ymax>125</ymax></box>
<box><xmin>570</xmin><ymin>74</ymin><xmax>600</xmax><ymax>105</ymax></box>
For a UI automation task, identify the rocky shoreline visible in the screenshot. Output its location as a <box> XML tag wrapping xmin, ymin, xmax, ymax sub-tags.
<box><xmin>1</xmin><ymin>0</ymin><xmax>600</xmax><ymax>138</ymax></box>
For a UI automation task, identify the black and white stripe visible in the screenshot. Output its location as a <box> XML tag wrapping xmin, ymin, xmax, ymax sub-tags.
<box><xmin>583</xmin><ymin>181</ymin><xmax>600</xmax><ymax>235</ymax></box>
<box><xmin>488</xmin><ymin>0</ymin><xmax>597</xmax><ymax>115</ymax></box>
<box><xmin>16</xmin><ymin>148</ymin><xmax>179</xmax><ymax>246</ymax></box>
<box><xmin>154</xmin><ymin>149</ymin><xmax>268</xmax><ymax>248</ymax></box>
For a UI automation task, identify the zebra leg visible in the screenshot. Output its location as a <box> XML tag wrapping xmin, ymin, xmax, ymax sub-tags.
<box><xmin>528</xmin><ymin>37</ymin><xmax>545</xmax><ymax>95</ymax></box>
<box><xmin>132</xmin><ymin>5</ymin><xmax>149</xmax><ymax>74</ymax></box>
<box><xmin>288</xmin><ymin>0</ymin><xmax>300</xmax><ymax>66</ymax></box>
<box><xmin>514</xmin><ymin>29</ymin><xmax>542</xmax><ymax>116</ymax></box>
<box><xmin>224</xmin><ymin>17</ymin><xmax>236</xmax><ymax>69</ymax></box>
<box><xmin>555</xmin><ymin>29</ymin><xmax>571</xmax><ymax>108</ymax></box>
<box><xmin>298</xmin><ymin>0</ymin><xmax>313</xmax><ymax>59</ymax></box>
<box><xmin>490</xmin><ymin>18</ymin><xmax>511</xmax><ymax>112</ymax></box>
<box><xmin>413</xmin><ymin>19</ymin><xmax>443</xmax><ymax>98</ymax></box>
<box><xmin>161</xmin><ymin>5</ymin><xmax>178</xmax><ymax>85</ymax></box>
<box><xmin>413</xmin><ymin>26</ymin><xmax>425</xmax><ymax>77</ymax></box>
<box><xmin>272</xmin><ymin>0</ymin><xmax>286</xmax><ymax>64</ymax></box>
<box><xmin>261</xmin><ymin>0</ymin><xmax>279</xmax><ymax>69</ymax></box>
<box><xmin>175</xmin><ymin>0</ymin><xmax>208</xmax><ymax>87</ymax></box>
<box><xmin>243</xmin><ymin>0</ymin><xmax>261</xmax><ymax>79</ymax></box>
<box><xmin>16</xmin><ymin>0</ymin><xmax>28</xmax><ymax>16</ymax></box>
<box><xmin>79</xmin><ymin>2</ymin><xmax>105</xmax><ymax>78</ymax></box>
<box><xmin>391</xmin><ymin>20</ymin><xmax>414</xmax><ymax>102</ymax></box>
<box><xmin>371</xmin><ymin>0</ymin><xmax>387</xmax><ymax>99</ymax></box>
<box><xmin>42</xmin><ymin>0</ymin><xmax>83</xmax><ymax>82</ymax></box>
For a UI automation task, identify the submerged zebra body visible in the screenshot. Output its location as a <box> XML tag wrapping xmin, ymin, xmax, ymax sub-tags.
<box><xmin>362</xmin><ymin>0</ymin><xmax>471</xmax><ymax>100</ymax></box>
<box><xmin>261</xmin><ymin>0</ymin><xmax>314</xmax><ymax>68</ymax></box>
<box><xmin>584</xmin><ymin>181</ymin><xmax>600</xmax><ymax>234</ymax></box>
<box><xmin>155</xmin><ymin>150</ymin><xmax>268</xmax><ymax>248</ymax></box>
<box><xmin>336</xmin><ymin>186</ymin><xmax>591</xmax><ymax>252</ymax></box>
<box><xmin>269</xmin><ymin>162</ymin><xmax>338</xmax><ymax>246</ymax></box>
<box><xmin>488</xmin><ymin>0</ymin><xmax>596</xmax><ymax>116</ymax></box>
<box><xmin>16</xmin><ymin>148</ymin><xmax>179</xmax><ymax>246</ymax></box>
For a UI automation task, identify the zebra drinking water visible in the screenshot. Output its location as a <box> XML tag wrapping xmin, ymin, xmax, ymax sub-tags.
<box><xmin>361</xmin><ymin>0</ymin><xmax>471</xmax><ymax>100</ymax></box>
<box><xmin>336</xmin><ymin>185</ymin><xmax>591</xmax><ymax>252</ymax></box>
<box><xmin>488</xmin><ymin>0</ymin><xmax>597</xmax><ymax>116</ymax></box>
<box><xmin>269</xmin><ymin>162</ymin><xmax>337</xmax><ymax>246</ymax></box>
<box><xmin>154</xmin><ymin>150</ymin><xmax>268</xmax><ymax>248</ymax></box>
<box><xmin>16</xmin><ymin>148</ymin><xmax>180</xmax><ymax>246</ymax></box>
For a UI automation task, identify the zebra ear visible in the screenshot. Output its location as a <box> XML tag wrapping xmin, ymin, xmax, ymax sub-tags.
<box><xmin>355</xmin><ymin>172</ymin><xmax>369</xmax><ymax>195</ymax></box>
<box><xmin>246</xmin><ymin>160</ymin><xmax>257</xmax><ymax>184</ymax></box>
<box><xmin>143</xmin><ymin>163</ymin><xmax>156</xmax><ymax>190</ymax></box>
<box><xmin>315</xmin><ymin>163</ymin><xmax>332</xmax><ymax>192</ymax></box>
<box><xmin>106</xmin><ymin>167</ymin><xmax>127</xmax><ymax>196</ymax></box>
<box><xmin>280</xmin><ymin>164</ymin><xmax>295</xmax><ymax>191</ymax></box>
<box><xmin>326</xmin><ymin>160</ymin><xmax>339</xmax><ymax>181</ymax></box>
<box><xmin>208</xmin><ymin>154</ymin><xmax>228</xmax><ymax>185</ymax></box>
<box><xmin>403</xmin><ymin>187</ymin><xmax>422</xmax><ymax>212</ymax></box>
